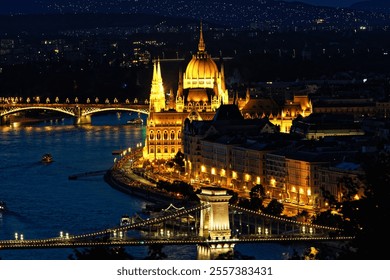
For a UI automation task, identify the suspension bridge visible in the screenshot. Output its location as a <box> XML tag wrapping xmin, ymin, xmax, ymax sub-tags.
<box><xmin>0</xmin><ymin>187</ymin><xmax>353</xmax><ymax>259</ymax></box>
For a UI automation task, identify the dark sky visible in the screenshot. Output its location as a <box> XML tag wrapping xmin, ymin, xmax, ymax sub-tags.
<box><xmin>0</xmin><ymin>0</ymin><xmax>363</xmax><ymax>14</ymax></box>
<box><xmin>284</xmin><ymin>0</ymin><xmax>360</xmax><ymax>7</ymax></box>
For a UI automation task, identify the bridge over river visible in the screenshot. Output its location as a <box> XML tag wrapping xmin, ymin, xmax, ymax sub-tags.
<box><xmin>0</xmin><ymin>102</ymin><xmax>149</xmax><ymax>125</ymax></box>
<box><xmin>0</xmin><ymin>187</ymin><xmax>353</xmax><ymax>259</ymax></box>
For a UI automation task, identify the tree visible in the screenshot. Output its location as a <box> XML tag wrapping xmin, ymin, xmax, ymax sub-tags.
<box><xmin>263</xmin><ymin>199</ymin><xmax>284</xmax><ymax>216</ymax></box>
<box><xmin>311</xmin><ymin>152</ymin><xmax>390</xmax><ymax>259</ymax></box>
<box><xmin>312</xmin><ymin>209</ymin><xmax>344</xmax><ymax>229</ymax></box>
<box><xmin>250</xmin><ymin>184</ymin><xmax>266</xmax><ymax>199</ymax></box>
<box><xmin>337</xmin><ymin>151</ymin><xmax>390</xmax><ymax>259</ymax></box>
<box><xmin>227</xmin><ymin>190</ymin><xmax>239</xmax><ymax>205</ymax></box>
<box><xmin>68</xmin><ymin>246</ymin><xmax>133</xmax><ymax>260</ymax></box>
<box><xmin>173</xmin><ymin>151</ymin><xmax>185</xmax><ymax>169</ymax></box>
<box><xmin>144</xmin><ymin>244</ymin><xmax>167</xmax><ymax>260</ymax></box>
<box><xmin>250</xmin><ymin>196</ymin><xmax>263</xmax><ymax>212</ymax></box>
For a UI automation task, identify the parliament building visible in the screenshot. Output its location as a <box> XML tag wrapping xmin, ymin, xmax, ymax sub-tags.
<box><xmin>143</xmin><ymin>24</ymin><xmax>229</xmax><ymax>160</ymax></box>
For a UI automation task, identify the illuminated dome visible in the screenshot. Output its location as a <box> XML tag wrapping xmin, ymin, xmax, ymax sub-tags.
<box><xmin>177</xmin><ymin>21</ymin><xmax>229</xmax><ymax>112</ymax></box>
<box><xmin>183</xmin><ymin>23</ymin><xmax>219</xmax><ymax>89</ymax></box>
<box><xmin>185</xmin><ymin>53</ymin><xmax>219</xmax><ymax>80</ymax></box>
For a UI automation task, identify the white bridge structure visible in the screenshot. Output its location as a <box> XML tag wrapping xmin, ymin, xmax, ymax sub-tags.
<box><xmin>0</xmin><ymin>103</ymin><xmax>149</xmax><ymax>125</ymax></box>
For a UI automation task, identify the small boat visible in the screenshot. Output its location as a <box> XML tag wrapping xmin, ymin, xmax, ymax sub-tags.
<box><xmin>0</xmin><ymin>201</ymin><xmax>6</xmax><ymax>212</ymax></box>
<box><xmin>112</xmin><ymin>149</ymin><xmax>124</xmax><ymax>155</ymax></box>
<box><xmin>41</xmin><ymin>153</ymin><xmax>53</xmax><ymax>163</ymax></box>
<box><xmin>127</xmin><ymin>117</ymin><xmax>143</xmax><ymax>125</ymax></box>
<box><xmin>127</xmin><ymin>112</ymin><xmax>143</xmax><ymax>125</ymax></box>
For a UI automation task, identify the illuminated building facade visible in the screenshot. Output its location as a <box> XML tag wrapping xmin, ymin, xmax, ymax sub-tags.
<box><xmin>183</xmin><ymin>104</ymin><xmax>279</xmax><ymax>195</ymax></box>
<box><xmin>143</xmin><ymin>23</ymin><xmax>229</xmax><ymax>160</ymax></box>
<box><xmin>238</xmin><ymin>89</ymin><xmax>312</xmax><ymax>133</ymax></box>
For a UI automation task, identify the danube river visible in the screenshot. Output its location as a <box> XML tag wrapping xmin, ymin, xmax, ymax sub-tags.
<box><xmin>0</xmin><ymin>113</ymin><xmax>304</xmax><ymax>260</ymax></box>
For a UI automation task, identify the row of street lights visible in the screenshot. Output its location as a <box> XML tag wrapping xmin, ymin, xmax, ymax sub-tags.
<box><xmin>1</xmin><ymin>96</ymin><xmax>148</xmax><ymax>104</ymax></box>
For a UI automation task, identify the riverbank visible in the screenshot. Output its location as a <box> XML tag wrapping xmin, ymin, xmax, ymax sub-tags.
<box><xmin>104</xmin><ymin>168</ymin><xmax>185</xmax><ymax>206</ymax></box>
<box><xmin>104</xmin><ymin>148</ymin><xmax>192</xmax><ymax>208</ymax></box>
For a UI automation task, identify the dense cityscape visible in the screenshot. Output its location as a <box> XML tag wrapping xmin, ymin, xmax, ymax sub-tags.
<box><xmin>1</xmin><ymin>0</ymin><xmax>390</xmax><ymax>261</ymax></box>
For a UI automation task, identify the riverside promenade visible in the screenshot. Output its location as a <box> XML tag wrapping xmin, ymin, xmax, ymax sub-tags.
<box><xmin>104</xmin><ymin>147</ymin><xmax>185</xmax><ymax>205</ymax></box>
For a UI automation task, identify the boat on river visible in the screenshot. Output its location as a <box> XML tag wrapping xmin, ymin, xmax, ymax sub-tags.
<box><xmin>41</xmin><ymin>153</ymin><xmax>53</xmax><ymax>163</ymax></box>
<box><xmin>126</xmin><ymin>113</ymin><xmax>143</xmax><ymax>126</ymax></box>
<box><xmin>0</xmin><ymin>201</ymin><xmax>6</xmax><ymax>212</ymax></box>
<box><xmin>127</xmin><ymin>117</ymin><xmax>143</xmax><ymax>125</ymax></box>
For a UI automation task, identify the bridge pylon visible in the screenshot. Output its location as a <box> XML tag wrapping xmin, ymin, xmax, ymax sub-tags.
<box><xmin>73</xmin><ymin>106</ymin><xmax>91</xmax><ymax>125</ymax></box>
<box><xmin>196</xmin><ymin>187</ymin><xmax>235</xmax><ymax>260</ymax></box>
<box><xmin>1</xmin><ymin>115</ymin><xmax>9</xmax><ymax>125</ymax></box>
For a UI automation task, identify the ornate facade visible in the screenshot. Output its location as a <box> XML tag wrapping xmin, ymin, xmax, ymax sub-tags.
<box><xmin>143</xmin><ymin>23</ymin><xmax>229</xmax><ymax>160</ymax></box>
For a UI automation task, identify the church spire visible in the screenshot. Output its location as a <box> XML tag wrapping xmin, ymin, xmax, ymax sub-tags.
<box><xmin>152</xmin><ymin>57</ymin><xmax>162</xmax><ymax>84</ymax></box>
<box><xmin>198</xmin><ymin>21</ymin><xmax>205</xmax><ymax>52</ymax></box>
<box><xmin>150</xmin><ymin>58</ymin><xmax>165</xmax><ymax>112</ymax></box>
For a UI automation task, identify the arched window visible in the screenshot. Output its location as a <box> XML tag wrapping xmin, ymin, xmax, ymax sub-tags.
<box><xmin>157</xmin><ymin>131</ymin><xmax>161</xmax><ymax>140</ymax></box>
<box><xmin>178</xmin><ymin>130</ymin><xmax>181</xmax><ymax>139</ymax></box>
<box><xmin>150</xmin><ymin>130</ymin><xmax>154</xmax><ymax>140</ymax></box>
<box><xmin>170</xmin><ymin>130</ymin><xmax>175</xmax><ymax>140</ymax></box>
<box><xmin>157</xmin><ymin>147</ymin><xmax>161</xmax><ymax>154</ymax></box>
<box><xmin>171</xmin><ymin>147</ymin><xmax>175</xmax><ymax>154</ymax></box>
<box><xmin>150</xmin><ymin>147</ymin><xmax>154</xmax><ymax>154</ymax></box>
<box><xmin>163</xmin><ymin>130</ymin><xmax>168</xmax><ymax>140</ymax></box>
<box><xmin>195</xmin><ymin>102</ymin><xmax>201</xmax><ymax>110</ymax></box>
<box><xmin>164</xmin><ymin>147</ymin><xmax>168</xmax><ymax>153</ymax></box>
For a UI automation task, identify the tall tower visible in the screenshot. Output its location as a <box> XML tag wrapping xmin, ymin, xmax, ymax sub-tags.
<box><xmin>149</xmin><ymin>58</ymin><xmax>165</xmax><ymax>112</ymax></box>
<box><xmin>196</xmin><ymin>187</ymin><xmax>235</xmax><ymax>260</ymax></box>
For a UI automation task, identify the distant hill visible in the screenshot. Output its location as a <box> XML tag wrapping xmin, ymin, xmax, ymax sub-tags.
<box><xmin>0</xmin><ymin>13</ymin><xmax>199</xmax><ymax>35</ymax></box>
<box><xmin>351</xmin><ymin>0</ymin><xmax>390</xmax><ymax>11</ymax></box>
<box><xmin>1</xmin><ymin>0</ymin><xmax>390</xmax><ymax>33</ymax></box>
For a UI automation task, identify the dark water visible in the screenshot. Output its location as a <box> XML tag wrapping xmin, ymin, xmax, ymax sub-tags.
<box><xmin>0</xmin><ymin>113</ymin><xmax>302</xmax><ymax>260</ymax></box>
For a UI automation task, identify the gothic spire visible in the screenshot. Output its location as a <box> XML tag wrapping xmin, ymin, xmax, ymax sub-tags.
<box><xmin>198</xmin><ymin>21</ymin><xmax>205</xmax><ymax>52</ymax></box>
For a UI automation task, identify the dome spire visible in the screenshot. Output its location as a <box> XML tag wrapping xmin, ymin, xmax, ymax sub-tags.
<box><xmin>198</xmin><ymin>20</ymin><xmax>205</xmax><ymax>52</ymax></box>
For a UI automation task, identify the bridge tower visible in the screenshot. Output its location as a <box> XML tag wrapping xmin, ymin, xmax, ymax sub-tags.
<box><xmin>73</xmin><ymin>106</ymin><xmax>91</xmax><ymax>125</ymax></box>
<box><xmin>196</xmin><ymin>187</ymin><xmax>235</xmax><ymax>260</ymax></box>
<box><xmin>0</xmin><ymin>115</ymin><xmax>10</xmax><ymax>125</ymax></box>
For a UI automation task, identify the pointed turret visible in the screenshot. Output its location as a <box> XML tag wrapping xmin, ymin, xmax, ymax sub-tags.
<box><xmin>220</xmin><ymin>60</ymin><xmax>226</xmax><ymax>92</ymax></box>
<box><xmin>149</xmin><ymin>58</ymin><xmax>165</xmax><ymax>112</ymax></box>
<box><xmin>156</xmin><ymin>58</ymin><xmax>163</xmax><ymax>83</ymax></box>
<box><xmin>198</xmin><ymin>21</ymin><xmax>206</xmax><ymax>52</ymax></box>
<box><xmin>168</xmin><ymin>89</ymin><xmax>175</xmax><ymax>110</ymax></box>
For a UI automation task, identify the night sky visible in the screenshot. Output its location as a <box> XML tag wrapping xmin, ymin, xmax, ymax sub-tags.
<box><xmin>284</xmin><ymin>0</ymin><xmax>360</xmax><ymax>7</ymax></box>
<box><xmin>0</xmin><ymin>0</ymin><xmax>363</xmax><ymax>15</ymax></box>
